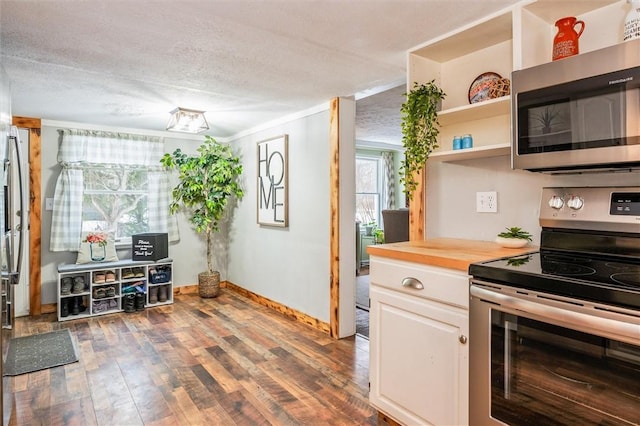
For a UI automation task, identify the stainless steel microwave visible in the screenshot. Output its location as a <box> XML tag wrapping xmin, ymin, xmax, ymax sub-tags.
<box><xmin>511</xmin><ymin>39</ymin><xmax>640</xmax><ymax>173</ymax></box>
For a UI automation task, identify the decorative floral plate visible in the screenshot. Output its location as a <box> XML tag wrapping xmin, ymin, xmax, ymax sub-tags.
<box><xmin>468</xmin><ymin>72</ymin><xmax>502</xmax><ymax>104</ymax></box>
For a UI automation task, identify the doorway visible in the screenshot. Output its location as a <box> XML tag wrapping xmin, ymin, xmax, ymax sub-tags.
<box><xmin>352</xmin><ymin>83</ymin><xmax>406</xmax><ymax>339</ymax></box>
<box><xmin>354</xmin><ymin>154</ymin><xmax>382</xmax><ymax>339</ymax></box>
<box><xmin>353</xmin><ymin>152</ymin><xmax>396</xmax><ymax>339</ymax></box>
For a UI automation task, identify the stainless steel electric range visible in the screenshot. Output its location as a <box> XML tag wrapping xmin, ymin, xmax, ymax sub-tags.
<box><xmin>468</xmin><ymin>186</ymin><xmax>640</xmax><ymax>426</ymax></box>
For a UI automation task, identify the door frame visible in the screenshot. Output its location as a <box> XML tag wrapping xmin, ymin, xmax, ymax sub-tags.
<box><xmin>329</xmin><ymin>97</ymin><xmax>357</xmax><ymax>338</ymax></box>
<box><xmin>12</xmin><ymin>117</ymin><xmax>41</xmax><ymax>316</ymax></box>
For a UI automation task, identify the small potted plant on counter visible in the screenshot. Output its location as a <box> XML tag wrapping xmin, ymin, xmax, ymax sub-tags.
<box><xmin>496</xmin><ymin>227</ymin><xmax>533</xmax><ymax>248</ymax></box>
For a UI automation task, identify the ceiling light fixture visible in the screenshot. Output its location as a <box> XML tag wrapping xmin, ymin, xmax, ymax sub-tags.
<box><xmin>166</xmin><ymin>107</ymin><xmax>209</xmax><ymax>133</ymax></box>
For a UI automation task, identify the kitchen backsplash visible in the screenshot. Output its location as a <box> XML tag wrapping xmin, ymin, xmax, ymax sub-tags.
<box><xmin>426</xmin><ymin>155</ymin><xmax>639</xmax><ymax>245</ymax></box>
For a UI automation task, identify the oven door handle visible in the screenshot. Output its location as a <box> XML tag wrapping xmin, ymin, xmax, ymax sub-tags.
<box><xmin>470</xmin><ymin>285</ymin><xmax>640</xmax><ymax>345</ymax></box>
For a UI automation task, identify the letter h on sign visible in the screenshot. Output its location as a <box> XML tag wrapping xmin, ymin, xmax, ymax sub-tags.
<box><xmin>257</xmin><ymin>135</ymin><xmax>288</xmax><ymax>227</ymax></box>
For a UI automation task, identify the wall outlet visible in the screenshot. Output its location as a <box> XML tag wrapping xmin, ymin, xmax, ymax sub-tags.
<box><xmin>45</xmin><ymin>198</ymin><xmax>54</xmax><ymax>211</ymax></box>
<box><xmin>476</xmin><ymin>191</ymin><xmax>498</xmax><ymax>213</ymax></box>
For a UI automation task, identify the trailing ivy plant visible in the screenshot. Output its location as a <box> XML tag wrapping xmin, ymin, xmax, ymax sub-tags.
<box><xmin>160</xmin><ymin>135</ymin><xmax>244</xmax><ymax>274</ymax></box>
<box><xmin>400</xmin><ymin>81</ymin><xmax>446</xmax><ymax>199</ymax></box>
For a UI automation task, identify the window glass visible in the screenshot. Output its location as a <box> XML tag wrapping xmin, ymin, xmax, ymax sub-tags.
<box><xmin>356</xmin><ymin>156</ymin><xmax>382</xmax><ymax>225</ymax></box>
<box><xmin>81</xmin><ymin>167</ymin><xmax>149</xmax><ymax>242</ymax></box>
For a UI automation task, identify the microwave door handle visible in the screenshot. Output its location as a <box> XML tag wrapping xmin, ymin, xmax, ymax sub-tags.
<box><xmin>470</xmin><ymin>285</ymin><xmax>640</xmax><ymax>346</ymax></box>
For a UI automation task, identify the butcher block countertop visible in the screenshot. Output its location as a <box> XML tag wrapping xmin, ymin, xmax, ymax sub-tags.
<box><xmin>367</xmin><ymin>238</ymin><xmax>538</xmax><ymax>273</ymax></box>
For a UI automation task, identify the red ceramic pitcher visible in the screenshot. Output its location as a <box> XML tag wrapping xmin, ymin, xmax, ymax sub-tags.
<box><xmin>552</xmin><ymin>17</ymin><xmax>585</xmax><ymax>61</ymax></box>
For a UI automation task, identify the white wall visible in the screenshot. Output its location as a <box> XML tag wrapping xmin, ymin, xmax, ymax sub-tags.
<box><xmin>425</xmin><ymin>154</ymin><xmax>640</xmax><ymax>244</ymax></box>
<box><xmin>227</xmin><ymin>109</ymin><xmax>333</xmax><ymax>322</ymax></box>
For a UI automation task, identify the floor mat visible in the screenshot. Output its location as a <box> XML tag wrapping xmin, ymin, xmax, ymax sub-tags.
<box><xmin>4</xmin><ymin>329</ymin><xmax>79</xmax><ymax>376</ymax></box>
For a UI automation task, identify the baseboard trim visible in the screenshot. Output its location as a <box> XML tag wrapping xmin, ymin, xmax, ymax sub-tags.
<box><xmin>41</xmin><ymin>303</ymin><xmax>57</xmax><ymax>314</ymax></box>
<box><xmin>173</xmin><ymin>284</ymin><xmax>199</xmax><ymax>295</ymax></box>
<box><xmin>377</xmin><ymin>411</ymin><xmax>402</xmax><ymax>426</ymax></box>
<box><xmin>223</xmin><ymin>281</ymin><xmax>331</xmax><ymax>335</ymax></box>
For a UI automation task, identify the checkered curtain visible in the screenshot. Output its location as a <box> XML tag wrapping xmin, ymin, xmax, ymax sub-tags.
<box><xmin>382</xmin><ymin>151</ymin><xmax>395</xmax><ymax>209</ymax></box>
<box><xmin>50</xmin><ymin>129</ymin><xmax>179</xmax><ymax>251</ymax></box>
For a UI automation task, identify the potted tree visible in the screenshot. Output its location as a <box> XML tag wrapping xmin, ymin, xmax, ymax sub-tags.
<box><xmin>161</xmin><ymin>135</ymin><xmax>244</xmax><ymax>298</ymax></box>
<box><xmin>400</xmin><ymin>80</ymin><xmax>446</xmax><ymax>199</ymax></box>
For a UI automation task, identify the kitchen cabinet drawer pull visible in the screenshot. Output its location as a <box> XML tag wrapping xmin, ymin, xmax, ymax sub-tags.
<box><xmin>401</xmin><ymin>277</ymin><xmax>424</xmax><ymax>290</ymax></box>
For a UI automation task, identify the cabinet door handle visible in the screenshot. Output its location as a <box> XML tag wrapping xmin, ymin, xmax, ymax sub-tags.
<box><xmin>401</xmin><ymin>277</ymin><xmax>424</xmax><ymax>290</ymax></box>
<box><xmin>459</xmin><ymin>335</ymin><xmax>468</xmax><ymax>344</ymax></box>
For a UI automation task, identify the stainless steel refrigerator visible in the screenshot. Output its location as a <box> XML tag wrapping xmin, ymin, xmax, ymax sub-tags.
<box><xmin>0</xmin><ymin>63</ymin><xmax>25</xmax><ymax>426</ymax></box>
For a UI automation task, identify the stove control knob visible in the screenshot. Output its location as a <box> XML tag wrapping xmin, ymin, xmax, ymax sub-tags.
<box><xmin>548</xmin><ymin>195</ymin><xmax>564</xmax><ymax>210</ymax></box>
<box><xmin>567</xmin><ymin>196</ymin><xmax>584</xmax><ymax>210</ymax></box>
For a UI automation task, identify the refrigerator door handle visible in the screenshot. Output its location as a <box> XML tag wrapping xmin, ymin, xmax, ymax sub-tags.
<box><xmin>7</xmin><ymin>128</ymin><xmax>24</xmax><ymax>286</ymax></box>
<box><xmin>13</xmin><ymin>132</ymin><xmax>24</xmax><ymax>286</ymax></box>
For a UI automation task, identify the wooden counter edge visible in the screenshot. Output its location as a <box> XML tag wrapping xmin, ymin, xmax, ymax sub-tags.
<box><xmin>367</xmin><ymin>239</ymin><xmax>538</xmax><ymax>272</ymax></box>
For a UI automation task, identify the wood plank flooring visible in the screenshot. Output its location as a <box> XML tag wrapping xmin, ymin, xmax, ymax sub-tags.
<box><xmin>5</xmin><ymin>289</ymin><xmax>376</xmax><ymax>425</ymax></box>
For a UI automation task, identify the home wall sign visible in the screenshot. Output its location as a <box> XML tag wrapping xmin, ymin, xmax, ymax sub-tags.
<box><xmin>257</xmin><ymin>134</ymin><xmax>288</xmax><ymax>227</ymax></box>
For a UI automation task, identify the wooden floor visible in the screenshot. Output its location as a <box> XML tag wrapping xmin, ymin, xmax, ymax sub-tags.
<box><xmin>5</xmin><ymin>289</ymin><xmax>376</xmax><ymax>425</ymax></box>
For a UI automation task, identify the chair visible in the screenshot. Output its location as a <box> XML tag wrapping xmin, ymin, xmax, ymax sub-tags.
<box><xmin>381</xmin><ymin>209</ymin><xmax>409</xmax><ymax>243</ymax></box>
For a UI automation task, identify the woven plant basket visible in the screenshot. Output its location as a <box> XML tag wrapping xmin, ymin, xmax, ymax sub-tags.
<box><xmin>198</xmin><ymin>271</ymin><xmax>220</xmax><ymax>298</ymax></box>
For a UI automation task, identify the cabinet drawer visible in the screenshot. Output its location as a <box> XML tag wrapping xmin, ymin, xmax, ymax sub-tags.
<box><xmin>369</xmin><ymin>256</ymin><xmax>469</xmax><ymax>309</ymax></box>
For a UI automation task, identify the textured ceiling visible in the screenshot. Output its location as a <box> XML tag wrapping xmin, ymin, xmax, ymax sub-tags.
<box><xmin>356</xmin><ymin>84</ymin><xmax>406</xmax><ymax>146</ymax></box>
<box><xmin>0</xmin><ymin>0</ymin><xmax>518</xmax><ymax>143</ymax></box>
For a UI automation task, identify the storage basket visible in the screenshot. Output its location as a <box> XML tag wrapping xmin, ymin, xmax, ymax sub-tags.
<box><xmin>198</xmin><ymin>271</ymin><xmax>220</xmax><ymax>298</ymax></box>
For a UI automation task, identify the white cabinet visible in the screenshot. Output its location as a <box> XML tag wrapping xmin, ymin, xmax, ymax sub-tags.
<box><xmin>369</xmin><ymin>256</ymin><xmax>469</xmax><ymax>426</ymax></box>
<box><xmin>407</xmin><ymin>0</ymin><xmax>624</xmax><ymax>163</ymax></box>
<box><xmin>57</xmin><ymin>259</ymin><xmax>173</xmax><ymax>321</ymax></box>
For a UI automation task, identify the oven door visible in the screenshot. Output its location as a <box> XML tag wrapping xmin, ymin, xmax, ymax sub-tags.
<box><xmin>469</xmin><ymin>281</ymin><xmax>640</xmax><ymax>426</ymax></box>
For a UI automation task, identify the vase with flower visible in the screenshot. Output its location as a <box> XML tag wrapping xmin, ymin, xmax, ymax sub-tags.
<box><xmin>84</xmin><ymin>232</ymin><xmax>107</xmax><ymax>261</ymax></box>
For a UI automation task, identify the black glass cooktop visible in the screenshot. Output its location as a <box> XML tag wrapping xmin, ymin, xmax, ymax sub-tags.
<box><xmin>469</xmin><ymin>250</ymin><xmax>640</xmax><ymax>310</ymax></box>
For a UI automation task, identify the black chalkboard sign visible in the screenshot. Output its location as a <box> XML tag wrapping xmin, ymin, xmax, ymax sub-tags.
<box><xmin>132</xmin><ymin>233</ymin><xmax>168</xmax><ymax>261</ymax></box>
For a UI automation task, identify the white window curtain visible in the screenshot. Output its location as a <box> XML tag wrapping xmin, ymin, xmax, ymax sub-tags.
<box><xmin>382</xmin><ymin>151</ymin><xmax>396</xmax><ymax>210</ymax></box>
<box><xmin>50</xmin><ymin>129</ymin><xmax>179</xmax><ymax>251</ymax></box>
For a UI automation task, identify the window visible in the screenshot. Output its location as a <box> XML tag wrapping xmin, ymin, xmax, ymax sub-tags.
<box><xmin>50</xmin><ymin>129</ymin><xmax>178</xmax><ymax>251</ymax></box>
<box><xmin>356</xmin><ymin>156</ymin><xmax>383</xmax><ymax>226</ymax></box>
<box><xmin>81</xmin><ymin>167</ymin><xmax>150</xmax><ymax>241</ymax></box>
